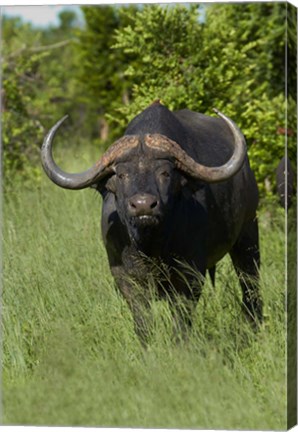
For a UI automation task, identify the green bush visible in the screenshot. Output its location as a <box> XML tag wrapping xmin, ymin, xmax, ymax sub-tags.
<box><xmin>2</xmin><ymin>13</ymin><xmax>80</xmax><ymax>186</ymax></box>
<box><xmin>76</xmin><ymin>5</ymin><xmax>138</xmax><ymax>140</ymax></box>
<box><xmin>2</xmin><ymin>18</ymin><xmax>46</xmax><ymax>183</ymax></box>
<box><xmin>111</xmin><ymin>3</ymin><xmax>294</xmax><ymax>195</ymax></box>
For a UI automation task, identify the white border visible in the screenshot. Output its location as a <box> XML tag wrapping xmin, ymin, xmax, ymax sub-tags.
<box><xmin>0</xmin><ymin>0</ymin><xmax>297</xmax><ymax>5</ymax></box>
<box><xmin>1</xmin><ymin>1</ymin><xmax>297</xmax><ymax>432</ymax></box>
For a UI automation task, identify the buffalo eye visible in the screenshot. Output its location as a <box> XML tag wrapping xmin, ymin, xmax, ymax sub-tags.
<box><xmin>161</xmin><ymin>171</ymin><xmax>170</xmax><ymax>178</ymax></box>
<box><xmin>158</xmin><ymin>169</ymin><xmax>172</xmax><ymax>182</ymax></box>
<box><xmin>156</xmin><ymin>163</ymin><xmax>174</xmax><ymax>182</ymax></box>
<box><xmin>117</xmin><ymin>172</ymin><xmax>128</xmax><ymax>180</ymax></box>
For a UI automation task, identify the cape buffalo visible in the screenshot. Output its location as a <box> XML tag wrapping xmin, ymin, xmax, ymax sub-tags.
<box><xmin>41</xmin><ymin>101</ymin><xmax>262</xmax><ymax>341</ymax></box>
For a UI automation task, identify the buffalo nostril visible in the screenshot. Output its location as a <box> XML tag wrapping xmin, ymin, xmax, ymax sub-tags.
<box><xmin>150</xmin><ymin>200</ymin><xmax>158</xmax><ymax>209</ymax></box>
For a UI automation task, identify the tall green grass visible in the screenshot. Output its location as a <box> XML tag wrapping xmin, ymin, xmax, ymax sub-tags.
<box><xmin>2</xmin><ymin>143</ymin><xmax>288</xmax><ymax>429</ymax></box>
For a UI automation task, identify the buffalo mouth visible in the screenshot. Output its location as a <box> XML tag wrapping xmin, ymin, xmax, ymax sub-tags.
<box><xmin>130</xmin><ymin>215</ymin><xmax>160</xmax><ymax>228</ymax></box>
<box><xmin>128</xmin><ymin>215</ymin><xmax>162</xmax><ymax>249</ymax></box>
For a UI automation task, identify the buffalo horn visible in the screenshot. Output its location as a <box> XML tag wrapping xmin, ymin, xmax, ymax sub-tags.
<box><xmin>41</xmin><ymin>116</ymin><xmax>139</xmax><ymax>190</ymax></box>
<box><xmin>145</xmin><ymin>109</ymin><xmax>246</xmax><ymax>183</ymax></box>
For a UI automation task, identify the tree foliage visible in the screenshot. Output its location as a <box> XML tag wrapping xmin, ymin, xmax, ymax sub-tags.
<box><xmin>32</xmin><ymin>10</ymin><xmax>80</xmax><ymax>127</ymax></box>
<box><xmin>2</xmin><ymin>4</ymin><xmax>295</xmax><ymax>197</ymax></box>
<box><xmin>76</xmin><ymin>5</ymin><xmax>137</xmax><ymax>139</ymax></box>
<box><xmin>112</xmin><ymin>3</ymin><xmax>293</xmax><ymax>195</ymax></box>
<box><xmin>2</xmin><ymin>12</ymin><xmax>79</xmax><ymax>184</ymax></box>
<box><xmin>2</xmin><ymin>17</ymin><xmax>46</xmax><ymax>181</ymax></box>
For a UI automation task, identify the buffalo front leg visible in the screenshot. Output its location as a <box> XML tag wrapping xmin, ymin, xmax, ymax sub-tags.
<box><xmin>166</xmin><ymin>271</ymin><xmax>204</xmax><ymax>340</ymax></box>
<box><xmin>230</xmin><ymin>218</ymin><xmax>263</xmax><ymax>324</ymax></box>
<box><xmin>112</xmin><ymin>267</ymin><xmax>153</xmax><ymax>345</ymax></box>
<box><xmin>169</xmin><ymin>295</ymin><xmax>198</xmax><ymax>341</ymax></box>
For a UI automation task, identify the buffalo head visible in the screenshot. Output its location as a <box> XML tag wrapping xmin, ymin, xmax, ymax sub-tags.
<box><xmin>108</xmin><ymin>142</ymin><xmax>188</xmax><ymax>249</ymax></box>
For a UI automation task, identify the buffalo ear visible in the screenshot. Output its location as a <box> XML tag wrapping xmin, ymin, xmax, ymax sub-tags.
<box><xmin>180</xmin><ymin>174</ymin><xmax>205</xmax><ymax>194</ymax></box>
<box><xmin>180</xmin><ymin>175</ymin><xmax>188</xmax><ymax>188</ymax></box>
<box><xmin>92</xmin><ymin>174</ymin><xmax>117</xmax><ymax>195</ymax></box>
<box><xmin>179</xmin><ymin>174</ymin><xmax>193</xmax><ymax>199</ymax></box>
<box><xmin>105</xmin><ymin>175</ymin><xmax>117</xmax><ymax>193</ymax></box>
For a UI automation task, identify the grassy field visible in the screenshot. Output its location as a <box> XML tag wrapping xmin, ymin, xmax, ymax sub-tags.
<box><xmin>2</xmin><ymin>144</ymin><xmax>289</xmax><ymax>429</ymax></box>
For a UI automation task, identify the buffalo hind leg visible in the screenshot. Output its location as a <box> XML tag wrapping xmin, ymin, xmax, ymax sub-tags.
<box><xmin>230</xmin><ymin>218</ymin><xmax>263</xmax><ymax>324</ymax></box>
